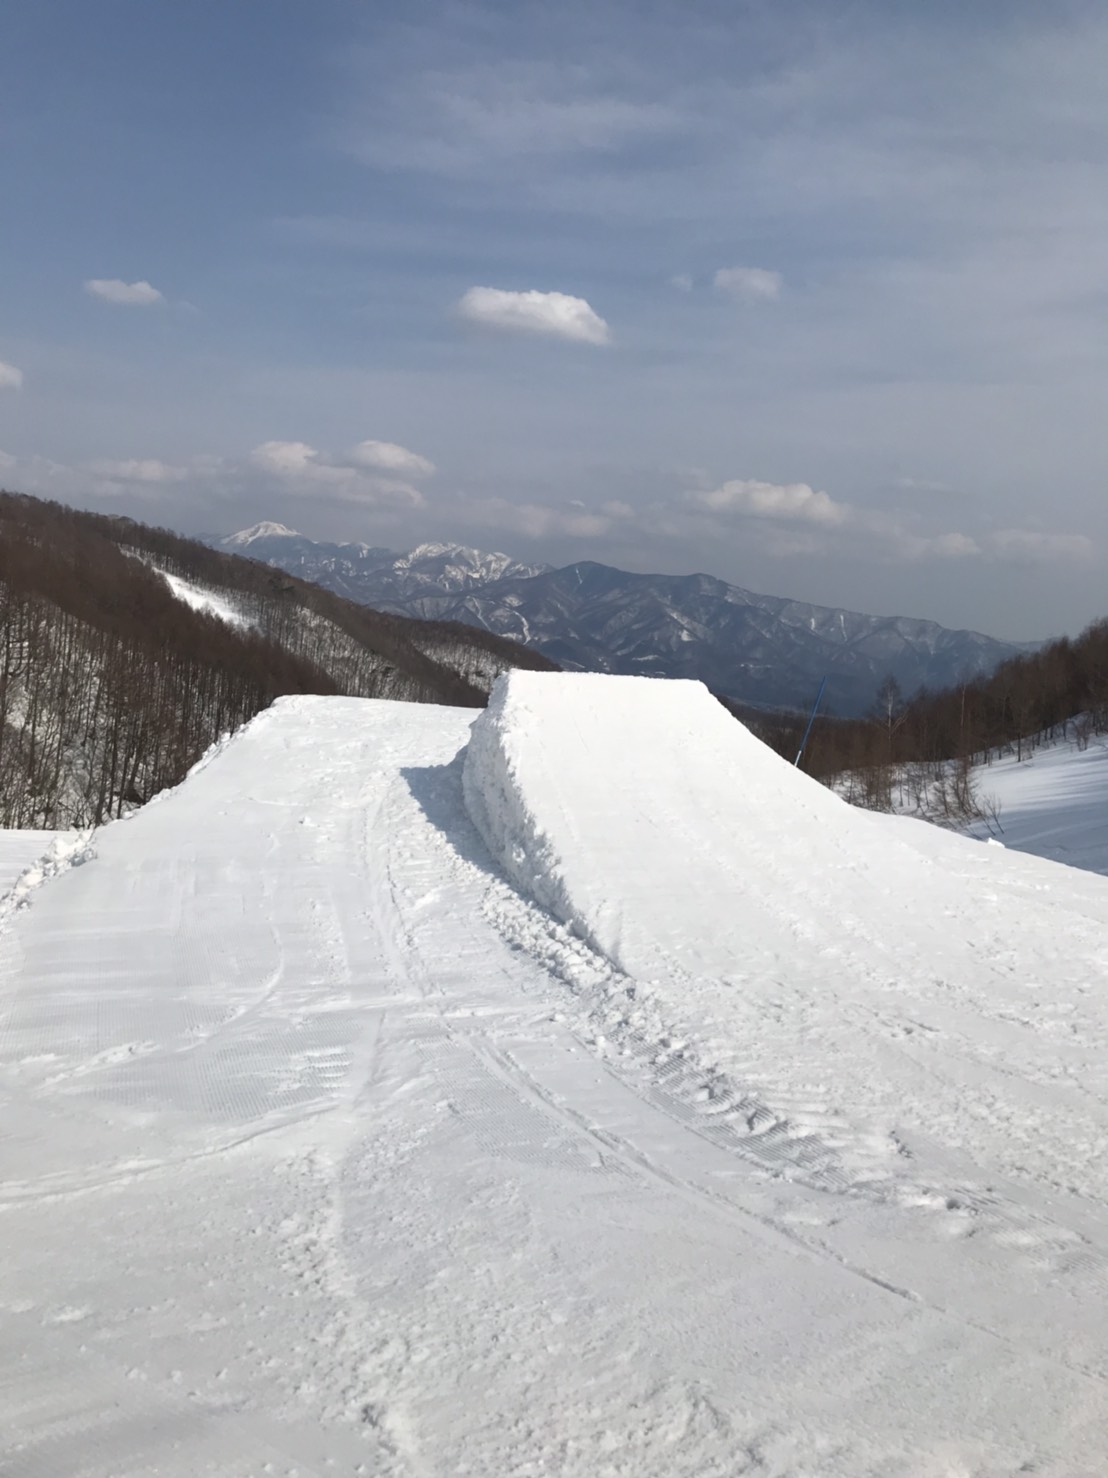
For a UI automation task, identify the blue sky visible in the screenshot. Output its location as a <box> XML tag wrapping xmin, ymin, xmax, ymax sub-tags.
<box><xmin>2</xmin><ymin>0</ymin><xmax>1106</xmax><ymax>638</ymax></box>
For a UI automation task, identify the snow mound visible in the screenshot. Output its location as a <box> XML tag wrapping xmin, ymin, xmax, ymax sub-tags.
<box><xmin>0</xmin><ymin>830</ymin><xmax>61</xmax><ymax>895</ymax></box>
<box><xmin>464</xmin><ymin>671</ymin><xmax>852</xmax><ymax>980</ymax></box>
<box><xmin>464</xmin><ymin>670</ymin><xmax>1108</xmax><ymax>1201</ymax></box>
<box><xmin>0</xmin><ymin>829</ymin><xmax>97</xmax><ymax>929</ymax></box>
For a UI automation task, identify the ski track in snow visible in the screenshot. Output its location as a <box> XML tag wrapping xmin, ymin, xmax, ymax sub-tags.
<box><xmin>2</xmin><ymin>683</ymin><xmax>1108</xmax><ymax>1474</ymax></box>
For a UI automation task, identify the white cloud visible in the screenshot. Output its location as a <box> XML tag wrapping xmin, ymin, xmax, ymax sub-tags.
<box><xmin>250</xmin><ymin>440</ymin><xmax>424</xmax><ymax>508</ymax></box>
<box><xmin>331</xmin><ymin>477</ymin><xmax>424</xmax><ymax>508</ymax></box>
<box><xmin>883</xmin><ymin>528</ymin><xmax>981</xmax><ymax>560</ymax></box>
<box><xmin>689</xmin><ymin>478</ymin><xmax>849</xmax><ymax>525</ymax></box>
<box><xmin>84</xmin><ymin>278</ymin><xmax>165</xmax><ymax>306</ymax></box>
<box><xmin>987</xmin><ymin>528</ymin><xmax>1094</xmax><ymax>562</ymax></box>
<box><xmin>435</xmin><ymin>87</ymin><xmax>679</xmax><ymax>164</ymax></box>
<box><xmin>250</xmin><ymin>440</ymin><xmax>358</xmax><ymax>488</ymax></box>
<box><xmin>713</xmin><ymin>266</ymin><xmax>783</xmax><ymax>302</ymax></box>
<box><xmin>88</xmin><ymin>458</ymin><xmax>190</xmax><ymax>484</ymax></box>
<box><xmin>460</xmin><ymin>496</ymin><xmax>618</xmax><ymax>540</ymax></box>
<box><xmin>339</xmin><ymin>58</ymin><xmax>685</xmax><ymax>177</ymax></box>
<box><xmin>455</xmin><ymin>481</ymin><xmax>990</xmax><ymax>572</ymax></box>
<box><xmin>681</xmin><ymin>478</ymin><xmax>993</xmax><ymax>563</ymax></box>
<box><xmin>670</xmin><ymin>273</ymin><xmax>694</xmax><ymax>293</ymax></box>
<box><xmin>250</xmin><ymin>441</ymin><xmax>323</xmax><ymax>477</ymax></box>
<box><xmin>919</xmin><ymin>531</ymin><xmax>979</xmax><ymax>559</ymax></box>
<box><xmin>0</xmin><ymin>448</ymin><xmax>87</xmax><ymax>497</ymax></box>
<box><xmin>347</xmin><ymin>439</ymin><xmax>435</xmax><ymax>477</ymax></box>
<box><xmin>0</xmin><ymin>360</ymin><xmax>23</xmax><ymax>390</ymax></box>
<box><xmin>456</xmin><ymin>286</ymin><xmax>611</xmax><ymax>345</ymax></box>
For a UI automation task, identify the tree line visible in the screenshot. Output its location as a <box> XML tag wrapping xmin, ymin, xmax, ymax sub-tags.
<box><xmin>744</xmin><ymin>617</ymin><xmax>1108</xmax><ymax>818</ymax></box>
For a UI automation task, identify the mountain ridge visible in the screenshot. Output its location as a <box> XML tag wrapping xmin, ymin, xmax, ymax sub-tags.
<box><xmin>222</xmin><ymin>528</ymin><xmax>1032</xmax><ymax>715</ymax></box>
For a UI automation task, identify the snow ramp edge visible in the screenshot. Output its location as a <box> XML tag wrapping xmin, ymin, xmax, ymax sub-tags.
<box><xmin>461</xmin><ymin>670</ymin><xmax>849</xmax><ymax>984</ymax></box>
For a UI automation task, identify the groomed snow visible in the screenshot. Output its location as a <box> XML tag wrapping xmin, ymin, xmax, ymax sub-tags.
<box><xmin>966</xmin><ymin>729</ymin><xmax>1108</xmax><ymax>876</ymax></box>
<box><xmin>3</xmin><ymin>676</ymin><xmax>1108</xmax><ymax>1474</ymax></box>
<box><xmin>0</xmin><ymin>829</ymin><xmax>58</xmax><ymax>892</ymax></box>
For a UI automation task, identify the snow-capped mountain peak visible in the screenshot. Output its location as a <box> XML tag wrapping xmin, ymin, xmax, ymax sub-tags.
<box><xmin>396</xmin><ymin>542</ymin><xmax>550</xmax><ymax>586</ymax></box>
<box><xmin>404</xmin><ymin>541</ymin><xmax>471</xmax><ymax>561</ymax></box>
<box><xmin>223</xmin><ymin>521</ymin><xmax>303</xmax><ymax>546</ymax></box>
<box><xmin>214</xmin><ymin>527</ymin><xmax>552</xmax><ymax>611</ymax></box>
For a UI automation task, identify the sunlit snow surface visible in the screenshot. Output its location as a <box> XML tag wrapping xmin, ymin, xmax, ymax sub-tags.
<box><xmin>966</xmin><ymin>731</ymin><xmax>1108</xmax><ymax>876</ymax></box>
<box><xmin>3</xmin><ymin>678</ymin><xmax>1108</xmax><ymax>1475</ymax></box>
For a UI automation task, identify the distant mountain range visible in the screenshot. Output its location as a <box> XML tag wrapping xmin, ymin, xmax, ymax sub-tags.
<box><xmin>221</xmin><ymin>523</ymin><xmax>551</xmax><ymax>605</ymax></box>
<box><xmin>221</xmin><ymin>523</ymin><xmax>1033</xmax><ymax>716</ymax></box>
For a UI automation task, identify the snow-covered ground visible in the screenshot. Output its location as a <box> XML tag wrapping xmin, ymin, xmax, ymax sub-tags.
<box><xmin>156</xmin><ymin>567</ymin><xmax>251</xmax><ymax>628</ymax></box>
<box><xmin>3</xmin><ymin>676</ymin><xmax>1108</xmax><ymax>1475</ymax></box>
<box><xmin>966</xmin><ymin>729</ymin><xmax>1108</xmax><ymax>876</ymax></box>
<box><xmin>0</xmin><ymin>830</ymin><xmax>58</xmax><ymax>892</ymax></box>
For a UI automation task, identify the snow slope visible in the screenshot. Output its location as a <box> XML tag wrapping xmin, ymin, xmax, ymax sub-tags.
<box><xmin>0</xmin><ymin>830</ymin><xmax>57</xmax><ymax>892</ymax></box>
<box><xmin>3</xmin><ymin>680</ymin><xmax>1108</xmax><ymax>1474</ymax></box>
<box><xmin>466</xmin><ymin>673</ymin><xmax>1108</xmax><ymax>1196</ymax></box>
<box><xmin>156</xmin><ymin>568</ymin><xmax>251</xmax><ymax>628</ymax></box>
<box><xmin>966</xmin><ymin>730</ymin><xmax>1108</xmax><ymax>876</ymax></box>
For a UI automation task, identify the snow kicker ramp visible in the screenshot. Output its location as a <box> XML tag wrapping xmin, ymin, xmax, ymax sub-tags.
<box><xmin>465</xmin><ymin>670</ymin><xmax>860</xmax><ymax>982</ymax></box>
<box><xmin>6</xmin><ymin>687</ymin><xmax>1108</xmax><ymax>1475</ymax></box>
<box><xmin>465</xmin><ymin>670</ymin><xmax>1108</xmax><ymax>1201</ymax></box>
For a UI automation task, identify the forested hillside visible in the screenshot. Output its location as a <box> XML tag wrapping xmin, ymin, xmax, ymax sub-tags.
<box><xmin>752</xmin><ymin>617</ymin><xmax>1108</xmax><ymax>816</ymax></box>
<box><xmin>0</xmin><ymin>492</ymin><xmax>555</xmax><ymax>828</ymax></box>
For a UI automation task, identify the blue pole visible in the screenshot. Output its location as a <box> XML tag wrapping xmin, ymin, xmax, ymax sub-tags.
<box><xmin>794</xmin><ymin>676</ymin><xmax>827</xmax><ymax>767</ymax></box>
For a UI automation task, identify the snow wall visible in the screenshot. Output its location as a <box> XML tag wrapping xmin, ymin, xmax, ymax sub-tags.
<box><xmin>462</xmin><ymin>670</ymin><xmax>872</xmax><ymax>983</ymax></box>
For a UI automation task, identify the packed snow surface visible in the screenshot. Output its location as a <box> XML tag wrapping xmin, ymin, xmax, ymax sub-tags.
<box><xmin>0</xmin><ymin>830</ymin><xmax>57</xmax><ymax>892</ymax></box>
<box><xmin>4</xmin><ymin>675</ymin><xmax>1108</xmax><ymax>1475</ymax></box>
<box><xmin>966</xmin><ymin>729</ymin><xmax>1108</xmax><ymax>877</ymax></box>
